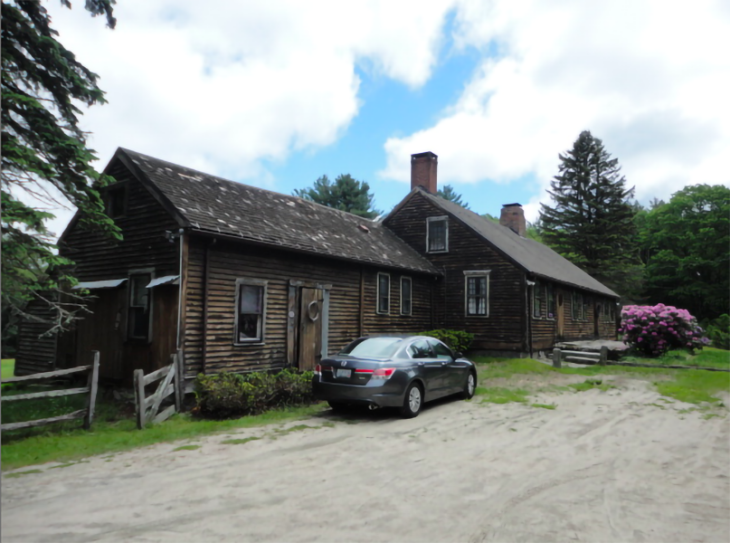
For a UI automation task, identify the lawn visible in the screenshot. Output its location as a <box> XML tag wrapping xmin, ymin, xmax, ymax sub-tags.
<box><xmin>2</xmin><ymin>358</ymin><xmax>15</xmax><ymax>380</ymax></box>
<box><xmin>3</xmin><ymin>350</ymin><xmax>729</xmax><ymax>472</ymax></box>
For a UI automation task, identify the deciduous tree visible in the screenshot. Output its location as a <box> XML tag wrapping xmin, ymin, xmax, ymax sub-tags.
<box><xmin>640</xmin><ymin>184</ymin><xmax>730</xmax><ymax>321</ymax></box>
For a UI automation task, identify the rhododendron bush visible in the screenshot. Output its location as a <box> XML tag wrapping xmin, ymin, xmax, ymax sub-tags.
<box><xmin>620</xmin><ymin>304</ymin><xmax>709</xmax><ymax>357</ymax></box>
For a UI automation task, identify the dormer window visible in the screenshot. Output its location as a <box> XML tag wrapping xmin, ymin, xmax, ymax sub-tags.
<box><xmin>106</xmin><ymin>185</ymin><xmax>127</xmax><ymax>218</ymax></box>
<box><xmin>427</xmin><ymin>216</ymin><xmax>448</xmax><ymax>253</ymax></box>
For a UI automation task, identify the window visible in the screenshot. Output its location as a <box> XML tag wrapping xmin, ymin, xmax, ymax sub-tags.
<box><xmin>128</xmin><ymin>272</ymin><xmax>152</xmax><ymax>340</ymax></box>
<box><xmin>571</xmin><ymin>291</ymin><xmax>584</xmax><ymax>321</ymax></box>
<box><xmin>546</xmin><ymin>284</ymin><xmax>556</xmax><ymax>319</ymax></box>
<box><xmin>376</xmin><ymin>273</ymin><xmax>390</xmax><ymax>314</ymax></box>
<box><xmin>533</xmin><ymin>280</ymin><xmax>545</xmax><ymax>318</ymax></box>
<box><xmin>427</xmin><ymin>216</ymin><xmax>448</xmax><ymax>253</ymax></box>
<box><xmin>408</xmin><ymin>339</ymin><xmax>433</xmax><ymax>359</ymax></box>
<box><xmin>106</xmin><ymin>185</ymin><xmax>127</xmax><ymax>219</ymax></box>
<box><xmin>427</xmin><ymin>338</ymin><xmax>453</xmax><ymax>360</ymax></box>
<box><xmin>400</xmin><ymin>277</ymin><xmax>412</xmax><ymax>316</ymax></box>
<box><xmin>464</xmin><ymin>271</ymin><xmax>490</xmax><ymax>316</ymax></box>
<box><xmin>235</xmin><ymin>278</ymin><xmax>267</xmax><ymax>343</ymax></box>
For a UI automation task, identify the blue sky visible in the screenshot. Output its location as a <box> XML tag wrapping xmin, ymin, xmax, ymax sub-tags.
<box><xmin>36</xmin><ymin>0</ymin><xmax>730</xmax><ymax>238</ymax></box>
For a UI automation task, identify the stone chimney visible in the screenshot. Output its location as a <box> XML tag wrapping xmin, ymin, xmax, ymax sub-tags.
<box><xmin>500</xmin><ymin>203</ymin><xmax>526</xmax><ymax>237</ymax></box>
<box><xmin>410</xmin><ymin>152</ymin><xmax>438</xmax><ymax>194</ymax></box>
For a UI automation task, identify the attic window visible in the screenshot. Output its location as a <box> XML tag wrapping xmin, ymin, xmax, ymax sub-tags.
<box><xmin>106</xmin><ymin>185</ymin><xmax>127</xmax><ymax>219</ymax></box>
<box><xmin>427</xmin><ymin>216</ymin><xmax>448</xmax><ymax>253</ymax></box>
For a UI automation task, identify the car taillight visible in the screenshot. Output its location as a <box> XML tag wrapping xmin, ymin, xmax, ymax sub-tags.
<box><xmin>372</xmin><ymin>368</ymin><xmax>395</xmax><ymax>380</ymax></box>
<box><xmin>315</xmin><ymin>364</ymin><xmax>332</xmax><ymax>375</ymax></box>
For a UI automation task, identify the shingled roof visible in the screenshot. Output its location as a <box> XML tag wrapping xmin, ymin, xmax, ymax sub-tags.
<box><xmin>115</xmin><ymin>148</ymin><xmax>438</xmax><ymax>275</ymax></box>
<box><xmin>391</xmin><ymin>188</ymin><xmax>619</xmax><ymax>298</ymax></box>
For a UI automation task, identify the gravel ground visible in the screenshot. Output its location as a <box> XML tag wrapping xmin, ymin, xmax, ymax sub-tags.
<box><xmin>3</xmin><ymin>374</ymin><xmax>729</xmax><ymax>543</ymax></box>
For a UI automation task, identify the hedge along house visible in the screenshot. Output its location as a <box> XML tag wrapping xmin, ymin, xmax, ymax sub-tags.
<box><xmin>16</xmin><ymin>149</ymin><xmax>618</xmax><ymax>380</ymax></box>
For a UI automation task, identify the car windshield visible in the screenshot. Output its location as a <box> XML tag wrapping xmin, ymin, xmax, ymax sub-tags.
<box><xmin>339</xmin><ymin>337</ymin><xmax>403</xmax><ymax>359</ymax></box>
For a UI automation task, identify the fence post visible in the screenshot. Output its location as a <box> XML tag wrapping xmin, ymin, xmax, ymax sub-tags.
<box><xmin>83</xmin><ymin>351</ymin><xmax>100</xmax><ymax>430</ymax></box>
<box><xmin>552</xmin><ymin>348</ymin><xmax>562</xmax><ymax>368</ymax></box>
<box><xmin>599</xmin><ymin>346</ymin><xmax>608</xmax><ymax>366</ymax></box>
<box><xmin>134</xmin><ymin>369</ymin><xmax>145</xmax><ymax>429</ymax></box>
<box><xmin>172</xmin><ymin>353</ymin><xmax>182</xmax><ymax>413</ymax></box>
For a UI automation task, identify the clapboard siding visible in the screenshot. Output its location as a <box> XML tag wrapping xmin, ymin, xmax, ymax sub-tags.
<box><xmin>385</xmin><ymin>193</ymin><xmax>526</xmax><ymax>351</ymax></box>
<box><xmin>15</xmin><ymin>298</ymin><xmax>57</xmax><ymax>375</ymax></box>
<box><xmin>50</xmin><ymin>161</ymin><xmax>181</xmax><ymax>381</ymax></box>
<box><xmin>59</xmin><ymin>161</ymin><xmax>180</xmax><ymax>281</ymax></box>
<box><xmin>181</xmin><ymin>238</ymin><xmax>435</xmax><ymax>377</ymax></box>
<box><xmin>362</xmin><ymin>270</ymin><xmax>433</xmax><ymax>334</ymax></box>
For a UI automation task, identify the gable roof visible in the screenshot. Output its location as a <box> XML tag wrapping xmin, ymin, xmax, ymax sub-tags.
<box><xmin>387</xmin><ymin>188</ymin><xmax>619</xmax><ymax>298</ymax></box>
<box><xmin>112</xmin><ymin>148</ymin><xmax>438</xmax><ymax>275</ymax></box>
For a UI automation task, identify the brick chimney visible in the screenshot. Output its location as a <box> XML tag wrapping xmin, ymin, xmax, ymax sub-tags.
<box><xmin>410</xmin><ymin>151</ymin><xmax>438</xmax><ymax>194</ymax></box>
<box><xmin>500</xmin><ymin>203</ymin><xmax>526</xmax><ymax>237</ymax></box>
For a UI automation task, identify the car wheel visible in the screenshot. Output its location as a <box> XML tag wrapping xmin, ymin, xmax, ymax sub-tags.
<box><xmin>400</xmin><ymin>382</ymin><xmax>423</xmax><ymax>419</ymax></box>
<box><xmin>461</xmin><ymin>371</ymin><xmax>476</xmax><ymax>400</ymax></box>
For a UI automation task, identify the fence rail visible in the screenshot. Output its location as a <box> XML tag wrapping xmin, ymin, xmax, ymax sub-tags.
<box><xmin>134</xmin><ymin>353</ymin><xmax>183</xmax><ymax>429</ymax></box>
<box><xmin>1</xmin><ymin>351</ymin><xmax>100</xmax><ymax>431</ymax></box>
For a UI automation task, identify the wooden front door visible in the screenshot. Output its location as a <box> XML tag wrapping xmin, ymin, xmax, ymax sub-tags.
<box><xmin>556</xmin><ymin>292</ymin><xmax>565</xmax><ymax>340</ymax></box>
<box><xmin>594</xmin><ymin>302</ymin><xmax>601</xmax><ymax>337</ymax></box>
<box><xmin>298</xmin><ymin>288</ymin><xmax>324</xmax><ymax>371</ymax></box>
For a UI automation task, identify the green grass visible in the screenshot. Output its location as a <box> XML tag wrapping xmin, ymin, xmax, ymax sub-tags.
<box><xmin>622</xmin><ymin>347</ymin><xmax>730</xmax><ymax>370</ymax></box>
<box><xmin>172</xmin><ymin>445</ymin><xmax>201</xmax><ymax>451</ymax></box>
<box><xmin>531</xmin><ymin>403</ymin><xmax>557</xmax><ymax>410</ymax></box>
<box><xmin>2</xmin><ymin>400</ymin><xmax>325</xmax><ymax>471</ymax></box>
<box><xmin>476</xmin><ymin>386</ymin><xmax>529</xmax><ymax>404</ymax></box>
<box><xmin>569</xmin><ymin>379</ymin><xmax>615</xmax><ymax>392</ymax></box>
<box><xmin>2</xmin><ymin>359</ymin><xmax>15</xmax><ymax>380</ymax></box>
<box><xmin>220</xmin><ymin>436</ymin><xmax>261</xmax><ymax>445</ymax></box>
<box><xmin>654</xmin><ymin>370</ymin><xmax>729</xmax><ymax>406</ymax></box>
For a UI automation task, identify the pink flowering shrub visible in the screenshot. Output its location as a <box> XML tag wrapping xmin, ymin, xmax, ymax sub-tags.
<box><xmin>619</xmin><ymin>304</ymin><xmax>709</xmax><ymax>357</ymax></box>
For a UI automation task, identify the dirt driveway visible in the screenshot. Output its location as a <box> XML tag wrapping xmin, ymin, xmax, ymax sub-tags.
<box><xmin>3</xmin><ymin>376</ymin><xmax>729</xmax><ymax>543</ymax></box>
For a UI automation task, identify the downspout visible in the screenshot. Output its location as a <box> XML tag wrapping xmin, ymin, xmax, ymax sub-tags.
<box><xmin>525</xmin><ymin>276</ymin><xmax>534</xmax><ymax>358</ymax></box>
<box><xmin>175</xmin><ymin>228</ymin><xmax>185</xmax><ymax>350</ymax></box>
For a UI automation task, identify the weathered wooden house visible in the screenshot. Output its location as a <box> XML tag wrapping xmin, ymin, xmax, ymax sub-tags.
<box><xmin>16</xmin><ymin>149</ymin><xmax>618</xmax><ymax>380</ymax></box>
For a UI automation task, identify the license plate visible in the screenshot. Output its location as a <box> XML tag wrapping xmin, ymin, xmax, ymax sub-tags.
<box><xmin>335</xmin><ymin>369</ymin><xmax>351</xmax><ymax>379</ymax></box>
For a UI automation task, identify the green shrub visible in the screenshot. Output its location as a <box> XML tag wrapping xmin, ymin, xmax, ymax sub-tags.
<box><xmin>194</xmin><ymin>368</ymin><xmax>315</xmax><ymax>420</ymax></box>
<box><xmin>706</xmin><ymin>314</ymin><xmax>730</xmax><ymax>350</ymax></box>
<box><xmin>417</xmin><ymin>329</ymin><xmax>474</xmax><ymax>354</ymax></box>
<box><xmin>275</xmin><ymin>369</ymin><xmax>315</xmax><ymax>406</ymax></box>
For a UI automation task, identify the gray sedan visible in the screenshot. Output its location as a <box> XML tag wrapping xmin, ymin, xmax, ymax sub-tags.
<box><xmin>312</xmin><ymin>336</ymin><xmax>477</xmax><ymax>418</ymax></box>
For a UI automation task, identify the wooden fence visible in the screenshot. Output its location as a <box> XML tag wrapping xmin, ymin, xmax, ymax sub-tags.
<box><xmin>1</xmin><ymin>351</ymin><xmax>100</xmax><ymax>431</ymax></box>
<box><xmin>134</xmin><ymin>353</ymin><xmax>183</xmax><ymax>429</ymax></box>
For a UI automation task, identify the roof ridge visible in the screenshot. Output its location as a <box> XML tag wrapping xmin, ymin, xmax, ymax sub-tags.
<box><xmin>119</xmin><ymin>148</ymin><xmax>378</xmax><ymax>224</ymax></box>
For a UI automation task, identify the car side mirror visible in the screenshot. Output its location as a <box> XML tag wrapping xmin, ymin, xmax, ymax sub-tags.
<box><xmin>456</xmin><ymin>352</ymin><xmax>464</xmax><ymax>359</ymax></box>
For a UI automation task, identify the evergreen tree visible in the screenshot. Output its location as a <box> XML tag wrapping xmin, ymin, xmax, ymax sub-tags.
<box><xmin>293</xmin><ymin>174</ymin><xmax>381</xmax><ymax>219</ymax></box>
<box><xmin>539</xmin><ymin>130</ymin><xmax>641</xmax><ymax>298</ymax></box>
<box><xmin>437</xmin><ymin>184</ymin><xmax>470</xmax><ymax>209</ymax></box>
<box><xmin>2</xmin><ymin>1</ymin><xmax>121</xmax><ymax>343</ymax></box>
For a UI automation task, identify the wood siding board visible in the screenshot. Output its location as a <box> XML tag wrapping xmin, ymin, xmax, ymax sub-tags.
<box><xmin>385</xmin><ymin>193</ymin><xmax>527</xmax><ymax>351</ymax></box>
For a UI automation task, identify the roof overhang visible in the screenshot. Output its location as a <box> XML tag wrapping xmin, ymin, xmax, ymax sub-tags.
<box><xmin>73</xmin><ymin>278</ymin><xmax>127</xmax><ymax>290</ymax></box>
<box><xmin>146</xmin><ymin>275</ymin><xmax>180</xmax><ymax>288</ymax></box>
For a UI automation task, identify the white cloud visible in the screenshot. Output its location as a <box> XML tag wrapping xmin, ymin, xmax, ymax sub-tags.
<box><xmin>380</xmin><ymin>0</ymin><xmax>730</xmax><ymax>220</ymax></box>
<box><xmin>48</xmin><ymin>0</ymin><xmax>455</xmax><ymax>181</ymax></box>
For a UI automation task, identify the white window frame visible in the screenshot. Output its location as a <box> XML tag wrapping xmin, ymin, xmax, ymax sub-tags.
<box><xmin>464</xmin><ymin>270</ymin><xmax>490</xmax><ymax>317</ymax></box>
<box><xmin>127</xmin><ymin>267</ymin><xmax>154</xmax><ymax>341</ymax></box>
<box><xmin>426</xmin><ymin>216</ymin><xmax>449</xmax><ymax>254</ymax></box>
<box><xmin>234</xmin><ymin>278</ymin><xmax>268</xmax><ymax>345</ymax></box>
<box><xmin>400</xmin><ymin>276</ymin><xmax>412</xmax><ymax>316</ymax></box>
<box><xmin>376</xmin><ymin>272</ymin><xmax>391</xmax><ymax>315</ymax></box>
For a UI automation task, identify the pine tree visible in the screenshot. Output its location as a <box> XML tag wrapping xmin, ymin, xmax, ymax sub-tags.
<box><xmin>437</xmin><ymin>184</ymin><xmax>470</xmax><ymax>209</ymax></box>
<box><xmin>2</xmin><ymin>1</ymin><xmax>121</xmax><ymax>344</ymax></box>
<box><xmin>293</xmin><ymin>174</ymin><xmax>381</xmax><ymax>219</ymax></box>
<box><xmin>539</xmin><ymin>130</ymin><xmax>641</xmax><ymax>298</ymax></box>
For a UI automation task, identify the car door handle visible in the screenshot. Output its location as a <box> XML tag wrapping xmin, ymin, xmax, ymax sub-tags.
<box><xmin>417</xmin><ymin>361</ymin><xmax>424</xmax><ymax>366</ymax></box>
<box><xmin>441</xmin><ymin>361</ymin><xmax>447</xmax><ymax>366</ymax></box>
